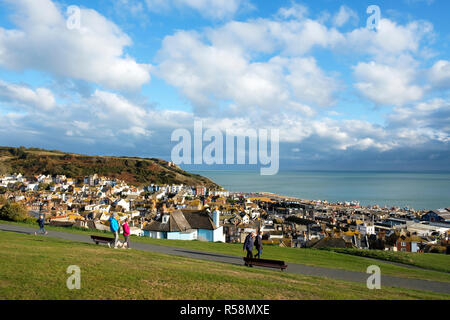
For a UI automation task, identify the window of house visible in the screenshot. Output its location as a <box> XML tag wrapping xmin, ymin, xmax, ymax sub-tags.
<box><xmin>401</xmin><ymin>242</ymin><xmax>406</xmax><ymax>246</ymax></box>
<box><xmin>401</xmin><ymin>248</ymin><xmax>406</xmax><ymax>252</ymax></box>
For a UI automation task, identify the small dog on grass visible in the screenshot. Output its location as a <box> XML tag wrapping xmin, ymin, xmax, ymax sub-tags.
<box><xmin>115</xmin><ymin>240</ymin><xmax>129</xmax><ymax>249</ymax></box>
<box><xmin>108</xmin><ymin>240</ymin><xmax>129</xmax><ymax>249</ymax></box>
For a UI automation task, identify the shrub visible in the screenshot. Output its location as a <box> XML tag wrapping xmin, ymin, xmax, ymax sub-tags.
<box><xmin>0</xmin><ymin>202</ymin><xmax>29</xmax><ymax>222</ymax></box>
<box><xmin>429</xmin><ymin>246</ymin><xmax>446</xmax><ymax>254</ymax></box>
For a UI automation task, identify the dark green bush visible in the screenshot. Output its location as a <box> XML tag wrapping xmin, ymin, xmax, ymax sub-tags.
<box><xmin>0</xmin><ymin>202</ymin><xmax>29</xmax><ymax>222</ymax></box>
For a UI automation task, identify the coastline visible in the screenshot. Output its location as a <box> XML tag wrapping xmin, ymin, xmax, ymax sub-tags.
<box><xmin>192</xmin><ymin>169</ymin><xmax>450</xmax><ymax>211</ymax></box>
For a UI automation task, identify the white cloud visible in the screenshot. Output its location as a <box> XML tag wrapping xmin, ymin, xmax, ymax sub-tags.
<box><xmin>115</xmin><ymin>0</ymin><xmax>146</xmax><ymax>16</ymax></box>
<box><xmin>344</xmin><ymin>18</ymin><xmax>433</xmax><ymax>57</ymax></box>
<box><xmin>354</xmin><ymin>61</ymin><xmax>424</xmax><ymax>106</ymax></box>
<box><xmin>89</xmin><ymin>90</ymin><xmax>149</xmax><ymax>128</ymax></box>
<box><xmin>120</xmin><ymin>126</ymin><xmax>152</xmax><ymax>137</ymax></box>
<box><xmin>0</xmin><ymin>0</ymin><xmax>151</xmax><ymax>91</ymax></box>
<box><xmin>0</xmin><ymin>2</ymin><xmax>447</xmax><ymax>168</ymax></box>
<box><xmin>198</xmin><ymin>112</ymin><xmax>396</xmax><ymax>153</ymax></box>
<box><xmin>428</xmin><ymin>60</ymin><xmax>450</xmax><ymax>88</ymax></box>
<box><xmin>332</xmin><ymin>5</ymin><xmax>359</xmax><ymax>27</ymax></box>
<box><xmin>153</xmin><ymin>4</ymin><xmax>436</xmax><ymax>116</ymax></box>
<box><xmin>202</xmin><ymin>98</ymin><xmax>448</xmax><ymax>154</ymax></box>
<box><xmin>145</xmin><ymin>0</ymin><xmax>251</xmax><ymax>19</ymax></box>
<box><xmin>283</xmin><ymin>57</ymin><xmax>338</xmax><ymax>107</ymax></box>
<box><xmin>388</xmin><ymin>99</ymin><xmax>450</xmax><ymax>142</ymax></box>
<box><xmin>1</xmin><ymin>78</ymin><xmax>448</xmax><ymax>166</ymax></box>
<box><xmin>276</xmin><ymin>3</ymin><xmax>308</xmax><ymax>20</ymax></box>
<box><xmin>197</xmin><ymin>8</ymin><xmax>346</xmax><ymax>56</ymax></box>
<box><xmin>0</xmin><ymin>80</ymin><xmax>56</xmax><ymax>111</ymax></box>
<box><xmin>156</xmin><ymin>21</ymin><xmax>339</xmax><ymax>115</ymax></box>
<box><xmin>80</xmin><ymin>89</ymin><xmax>194</xmax><ymax>140</ymax></box>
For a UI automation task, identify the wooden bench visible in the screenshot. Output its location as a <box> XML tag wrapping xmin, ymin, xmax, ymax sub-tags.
<box><xmin>243</xmin><ymin>257</ymin><xmax>288</xmax><ymax>271</ymax></box>
<box><xmin>91</xmin><ymin>235</ymin><xmax>114</xmax><ymax>247</ymax></box>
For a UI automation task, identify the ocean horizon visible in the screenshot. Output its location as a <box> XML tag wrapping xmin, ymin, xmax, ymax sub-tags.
<box><xmin>191</xmin><ymin>169</ymin><xmax>450</xmax><ymax>211</ymax></box>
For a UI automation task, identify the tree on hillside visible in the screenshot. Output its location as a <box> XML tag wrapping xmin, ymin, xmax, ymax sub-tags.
<box><xmin>38</xmin><ymin>183</ymin><xmax>49</xmax><ymax>191</ymax></box>
<box><xmin>0</xmin><ymin>162</ymin><xmax>10</xmax><ymax>175</ymax></box>
<box><xmin>0</xmin><ymin>202</ymin><xmax>28</xmax><ymax>222</ymax></box>
<box><xmin>286</xmin><ymin>215</ymin><xmax>315</xmax><ymax>225</ymax></box>
<box><xmin>274</xmin><ymin>218</ymin><xmax>284</xmax><ymax>224</ymax></box>
<box><xmin>13</xmin><ymin>146</ymin><xmax>28</xmax><ymax>159</ymax></box>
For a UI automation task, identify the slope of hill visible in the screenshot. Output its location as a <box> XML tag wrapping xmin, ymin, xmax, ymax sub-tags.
<box><xmin>3</xmin><ymin>220</ymin><xmax>450</xmax><ymax>284</ymax></box>
<box><xmin>1</xmin><ymin>230</ymin><xmax>447</xmax><ymax>300</ymax></box>
<box><xmin>0</xmin><ymin>146</ymin><xmax>219</xmax><ymax>188</ymax></box>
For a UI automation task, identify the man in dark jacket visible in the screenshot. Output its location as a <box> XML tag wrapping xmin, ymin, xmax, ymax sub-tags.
<box><xmin>254</xmin><ymin>231</ymin><xmax>263</xmax><ymax>259</ymax></box>
<box><xmin>34</xmin><ymin>214</ymin><xmax>48</xmax><ymax>235</ymax></box>
<box><xmin>243</xmin><ymin>232</ymin><xmax>255</xmax><ymax>264</ymax></box>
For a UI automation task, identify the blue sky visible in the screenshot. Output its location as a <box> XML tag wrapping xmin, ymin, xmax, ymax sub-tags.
<box><xmin>0</xmin><ymin>0</ymin><xmax>449</xmax><ymax>171</ymax></box>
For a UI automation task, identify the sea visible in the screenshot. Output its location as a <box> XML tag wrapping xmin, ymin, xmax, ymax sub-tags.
<box><xmin>191</xmin><ymin>170</ymin><xmax>450</xmax><ymax>211</ymax></box>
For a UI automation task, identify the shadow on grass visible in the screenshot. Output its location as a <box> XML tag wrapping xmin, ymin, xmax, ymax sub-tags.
<box><xmin>173</xmin><ymin>249</ymin><xmax>244</xmax><ymax>267</ymax></box>
<box><xmin>0</xmin><ymin>228</ymin><xmax>31</xmax><ymax>235</ymax></box>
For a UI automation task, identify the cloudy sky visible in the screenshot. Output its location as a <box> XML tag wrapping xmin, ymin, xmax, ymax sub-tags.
<box><xmin>0</xmin><ymin>0</ymin><xmax>449</xmax><ymax>171</ymax></box>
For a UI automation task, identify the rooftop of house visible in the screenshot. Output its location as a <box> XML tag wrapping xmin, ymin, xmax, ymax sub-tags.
<box><xmin>143</xmin><ymin>210</ymin><xmax>217</xmax><ymax>232</ymax></box>
<box><xmin>398</xmin><ymin>235</ymin><xmax>424</xmax><ymax>242</ymax></box>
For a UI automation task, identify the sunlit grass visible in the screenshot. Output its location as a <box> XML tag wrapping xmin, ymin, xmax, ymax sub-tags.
<box><xmin>1</xmin><ymin>230</ymin><xmax>448</xmax><ymax>300</ymax></box>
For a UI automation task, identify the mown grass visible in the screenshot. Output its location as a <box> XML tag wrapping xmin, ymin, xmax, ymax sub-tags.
<box><xmin>322</xmin><ymin>248</ymin><xmax>450</xmax><ymax>273</ymax></box>
<box><xmin>0</xmin><ymin>230</ymin><xmax>449</xmax><ymax>300</ymax></box>
<box><xmin>2</xmin><ymin>220</ymin><xmax>450</xmax><ymax>284</ymax></box>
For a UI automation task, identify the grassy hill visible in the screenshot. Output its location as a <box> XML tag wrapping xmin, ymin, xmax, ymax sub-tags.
<box><xmin>3</xmin><ymin>220</ymin><xmax>450</xmax><ymax>284</ymax></box>
<box><xmin>0</xmin><ymin>146</ymin><xmax>219</xmax><ymax>188</ymax></box>
<box><xmin>0</xmin><ymin>230</ymin><xmax>448</xmax><ymax>300</ymax></box>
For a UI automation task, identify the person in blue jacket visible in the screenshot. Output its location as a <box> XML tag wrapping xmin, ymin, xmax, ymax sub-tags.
<box><xmin>34</xmin><ymin>214</ymin><xmax>48</xmax><ymax>235</ymax></box>
<box><xmin>243</xmin><ymin>232</ymin><xmax>255</xmax><ymax>265</ymax></box>
<box><xmin>109</xmin><ymin>213</ymin><xmax>120</xmax><ymax>249</ymax></box>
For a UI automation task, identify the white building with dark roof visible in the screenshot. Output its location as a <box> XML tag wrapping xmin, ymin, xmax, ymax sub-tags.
<box><xmin>143</xmin><ymin>210</ymin><xmax>225</xmax><ymax>242</ymax></box>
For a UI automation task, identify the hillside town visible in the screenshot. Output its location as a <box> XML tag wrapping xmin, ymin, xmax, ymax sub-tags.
<box><xmin>1</xmin><ymin>173</ymin><xmax>449</xmax><ymax>254</ymax></box>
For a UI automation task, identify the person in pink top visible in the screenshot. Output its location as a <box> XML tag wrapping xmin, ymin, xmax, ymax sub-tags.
<box><xmin>122</xmin><ymin>218</ymin><xmax>131</xmax><ymax>249</ymax></box>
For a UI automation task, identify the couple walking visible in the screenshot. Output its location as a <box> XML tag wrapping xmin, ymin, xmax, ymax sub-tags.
<box><xmin>108</xmin><ymin>213</ymin><xmax>131</xmax><ymax>249</ymax></box>
<box><xmin>243</xmin><ymin>231</ymin><xmax>263</xmax><ymax>260</ymax></box>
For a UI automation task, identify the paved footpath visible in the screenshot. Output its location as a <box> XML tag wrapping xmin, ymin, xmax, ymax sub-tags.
<box><xmin>1</xmin><ymin>223</ymin><xmax>450</xmax><ymax>295</ymax></box>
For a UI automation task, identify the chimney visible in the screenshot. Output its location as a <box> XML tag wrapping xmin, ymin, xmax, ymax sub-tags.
<box><xmin>213</xmin><ymin>210</ymin><xmax>220</xmax><ymax>228</ymax></box>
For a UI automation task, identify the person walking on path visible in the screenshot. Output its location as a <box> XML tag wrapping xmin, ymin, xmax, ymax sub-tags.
<box><xmin>122</xmin><ymin>217</ymin><xmax>131</xmax><ymax>249</ymax></box>
<box><xmin>254</xmin><ymin>231</ymin><xmax>263</xmax><ymax>259</ymax></box>
<box><xmin>243</xmin><ymin>232</ymin><xmax>255</xmax><ymax>265</ymax></box>
<box><xmin>109</xmin><ymin>213</ymin><xmax>120</xmax><ymax>249</ymax></box>
<box><xmin>34</xmin><ymin>214</ymin><xmax>48</xmax><ymax>235</ymax></box>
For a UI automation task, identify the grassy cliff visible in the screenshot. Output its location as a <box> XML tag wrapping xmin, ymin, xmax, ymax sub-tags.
<box><xmin>0</xmin><ymin>146</ymin><xmax>219</xmax><ymax>188</ymax></box>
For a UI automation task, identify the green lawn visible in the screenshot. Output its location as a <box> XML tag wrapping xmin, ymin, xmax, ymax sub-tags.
<box><xmin>323</xmin><ymin>248</ymin><xmax>450</xmax><ymax>273</ymax></box>
<box><xmin>0</xmin><ymin>230</ymin><xmax>448</xmax><ymax>300</ymax></box>
<box><xmin>2</xmin><ymin>220</ymin><xmax>450</xmax><ymax>284</ymax></box>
